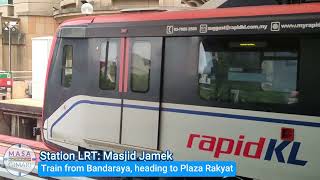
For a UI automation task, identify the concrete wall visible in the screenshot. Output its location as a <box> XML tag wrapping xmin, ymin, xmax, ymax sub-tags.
<box><xmin>113</xmin><ymin>0</ymin><xmax>158</xmax><ymax>8</ymax></box>
<box><xmin>0</xmin><ymin>4</ymin><xmax>13</xmax><ymax>16</ymax></box>
<box><xmin>57</xmin><ymin>0</ymin><xmax>182</xmax><ymax>9</ymax></box>
<box><xmin>14</xmin><ymin>0</ymin><xmax>54</xmax><ymax>16</ymax></box>
<box><xmin>0</xmin><ymin>1</ymin><xmax>58</xmax><ymax>72</ymax></box>
<box><xmin>17</xmin><ymin>16</ymin><xmax>58</xmax><ymax>71</ymax></box>
<box><xmin>159</xmin><ymin>0</ymin><xmax>181</xmax><ymax>7</ymax></box>
<box><xmin>97</xmin><ymin>0</ymin><xmax>112</xmax><ymax>8</ymax></box>
<box><xmin>1</xmin><ymin>44</ymin><xmax>21</xmax><ymax>71</ymax></box>
<box><xmin>0</xmin><ymin>15</ymin><xmax>58</xmax><ymax>71</ymax></box>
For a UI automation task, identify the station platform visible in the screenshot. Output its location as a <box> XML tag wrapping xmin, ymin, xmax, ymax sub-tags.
<box><xmin>0</xmin><ymin>98</ymin><xmax>42</xmax><ymax>117</ymax></box>
<box><xmin>0</xmin><ymin>98</ymin><xmax>43</xmax><ymax>141</ymax></box>
<box><xmin>0</xmin><ymin>134</ymin><xmax>49</xmax><ymax>153</ymax></box>
<box><xmin>0</xmin><ymin>100</ymin><xmax>94</xmax><ymax>179</ymax></box>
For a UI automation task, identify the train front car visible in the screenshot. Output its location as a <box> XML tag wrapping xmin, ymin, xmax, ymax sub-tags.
<box><xmin>42</xmin><ymin>3</ymin><xmax>320</xmax><ymax>180</ymax></box>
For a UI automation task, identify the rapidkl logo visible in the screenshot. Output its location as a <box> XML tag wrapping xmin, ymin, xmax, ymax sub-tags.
<box><xmin>187</xmin><ymin>133</ymin><xmax>307</xmax><ymax>166</ymax></box>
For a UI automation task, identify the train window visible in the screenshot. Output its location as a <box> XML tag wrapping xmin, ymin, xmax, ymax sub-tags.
<box><xmin>198</xmin><ymin>38</ymin><xmax>299</xmax><ymax>106</ymax></box>
<box><xmin>99</xmin><ymin>41</ymin><xmax>118</xmax><ymax>90</ymax></box>
<box><xmin>131</xmin><ymin>41</ymin><xmax>151</xmax><ymax>93</ymax></box>
<box><xmin>61</xmin><ymin>45</ymin><xmax>73</xmax><ymax>87</ymax></box>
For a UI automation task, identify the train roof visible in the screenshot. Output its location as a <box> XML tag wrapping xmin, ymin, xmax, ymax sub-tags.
<box><xmin>61</xmin><ymin>2</ymin><xmax>320</xmax><ymax>27</ymax></box>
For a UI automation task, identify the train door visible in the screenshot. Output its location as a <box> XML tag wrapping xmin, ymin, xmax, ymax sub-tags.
<box><xmin>120</xmin><ymin>37</ymin><xmax>163</xmax><ymax>150</ymax></box>
<box><xmin>84</xmin><ymin>38</ymin><xmax>122</xmax><ymax>145</ymax></box>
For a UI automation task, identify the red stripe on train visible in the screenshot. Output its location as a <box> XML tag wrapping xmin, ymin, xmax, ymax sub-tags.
<box><xmin>119</xmin><ymin>38</ymin><xmax>126</xmax><ymax>92</ymax></box>
<box><xmin>123</xmin><ymin>38</ymin><xmax>130</xmax><ymax>93</ymax></box>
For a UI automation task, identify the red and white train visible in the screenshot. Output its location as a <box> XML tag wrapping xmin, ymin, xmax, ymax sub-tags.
<box><xmin>42</xmin><ymin>2</ymin><xmax>320</xmax><ymax>180</ymax></box>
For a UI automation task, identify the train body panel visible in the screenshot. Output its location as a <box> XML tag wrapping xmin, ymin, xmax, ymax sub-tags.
<box><xmin>159</xmin><ymin>103</ymin><xmax>319</xmax><ymax>180</ymax></box>
<box><xmin>43</xmin><ymin>95</ymin><xmax>320</xmax><ymax>179</ymax></box>
<box><xmin>43</xmin><ymin>3</ymin><xmax>320</xmax><ymax>179</ymax></box>
<box><xmin>45</xmin><ymin>96</ymin><xmax>122</xmax><ymax>146</ymax></box>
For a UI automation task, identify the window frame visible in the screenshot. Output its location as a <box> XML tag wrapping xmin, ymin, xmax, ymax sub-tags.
<box><xmin>61</xmin><ymin>45</ymin><xmax>73</xmax><ymax>88</ymax></box>
<box><xmin>99</xmin><ymin>40</ymin><xmax>119</xmax><ymax>91</ymax></box>
<box><xmin>197</xmin><ymin>36</ymin><xmax>301</xmax><ymax>113</ymax></box>
<box><xmin>130</xmin><ymin>40</ymin><xmax>152</xmax><ymax>93</ymax></box>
